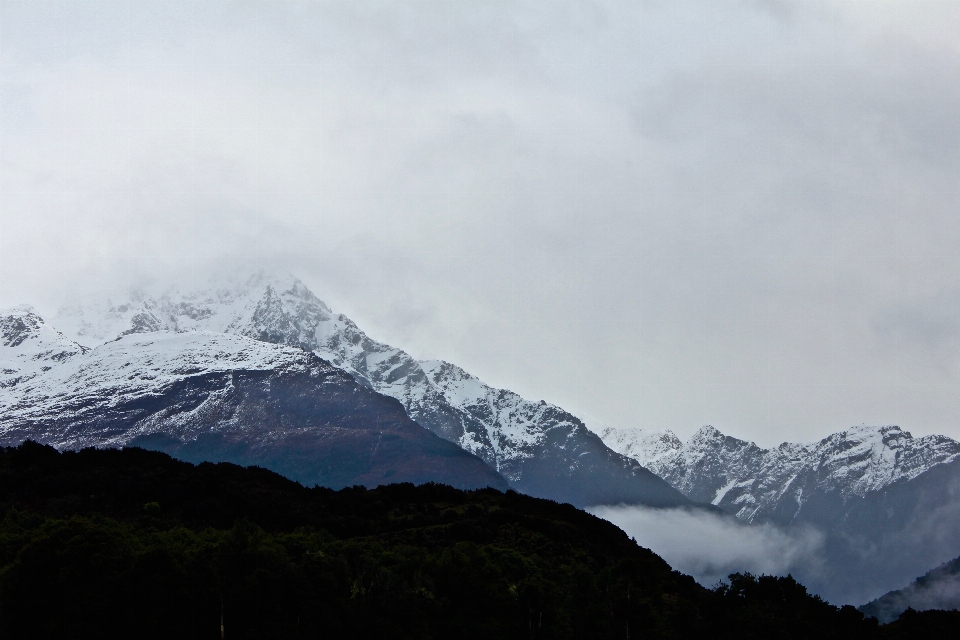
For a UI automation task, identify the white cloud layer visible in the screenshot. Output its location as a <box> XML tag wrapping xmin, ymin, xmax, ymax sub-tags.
<box><xmin>3</xmin><ymin>1</ymin><xmax>960</xmax><ymax>445</ymax></box>
<box><xmin>590</xmin><ymin>504</ymin><xmax>825</xmax><ymax>589</ymax></box>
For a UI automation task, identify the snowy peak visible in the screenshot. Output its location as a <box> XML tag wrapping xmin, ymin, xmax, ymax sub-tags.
<box><xmin>798</xmin><ymin>424</ymin><xmax>960</xmax><ymax>496</ymax></box>
<box><xmin>679</xmin><ymin>426</ymin><xmax>766</xmax><ymax>468</ymax></box>
<box><xmin>242</xmin><ymin>280</ymin><xmax>332</xmax><ymax>350</ymax></box>
<box><xmin>52</xmin><ymin>271</ymin><xmax>331</xmax><ymax>348</ymax></box>
<box><xmin>1</xmin><ymin>307</ymin><xmax>87</xmax><ymax>388</ymax></box>
<box><xmin>687</xmin><ymin>425</ymin><xmax>733</xmax><ymax>448</ymax></box>
<box><xmin>600</xmin><ymin>423</ymin><xmax>960</xmax><ymax>523</ymax></box>
<box><xmin>39</xmin><ymin>271</ymin><xmax>688</xmax><ymax>507</ymax></box>
<box><xmin>594</xmin><ymin>425</ymin><xmax>682</xmax><ymax>468</ymax></box>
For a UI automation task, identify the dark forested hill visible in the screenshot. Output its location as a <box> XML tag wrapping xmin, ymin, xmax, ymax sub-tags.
<box><xmin>860</xmin><ymin>554</ymin><xmax>960</xmax><ymax>623</ymax></box>
<box><xmin>0</xmin><ymin>442</ymin><xmax>953</xmax><ymax>639</ymax></box>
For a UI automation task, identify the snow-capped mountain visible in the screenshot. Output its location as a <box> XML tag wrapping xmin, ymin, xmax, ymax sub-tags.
<box><xmin>598</xmin><ymin>423</ymin><xmax>960</xmax><ymax>604</ymax></box>
<box><xmin>49</xmin><ymin>271</ymin><xmax>688</xmax><ymax>508</ymax></box>
<box><xmin>0</xmin><ymin>308</ymin><xmax>507</xmax><ymax>491</ymax></box>
<box><xmin>599</xmin><ymin>424</ymin><xmax>960</xmax><ymax>523</ymax></box>
<box><xmin>595</xmin><ymin>424</ymin><xmax>683</xmax><ymax>472</ymax></box>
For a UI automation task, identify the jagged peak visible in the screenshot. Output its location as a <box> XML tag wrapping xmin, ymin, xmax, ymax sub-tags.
<box><xmin>1</xmin><ymin>308</ymin><xmax>81</xmax><ymax>350</ymax></box>
<box><xmin>0</xmin><ymin>308</ymin><xmax>88</xmax><ymax>388</ymax></box>
<box><xmin>419</xmin><ymin>359</ymin><xmax>467</xmax><ymax>379</ymax></box>
<box><xmin>224</xmin><ymin>269</ymin><xmax>327</xmax><ymax>306</ymax></box>
<box><xmin>687</xmin><ymin>424</ymin><xmax>755</xmax><ymax>449</ymax></box>
<box><xmin>692</xmin><ymin>424</ymin><xmax>723</xmax><ymax>440</ymax></box>
<box><xmin>59</xmin><ymin>269</ymin><xmax>325</xmax><ymax>310</ymax></box>
<box><xmin>828</xmin><ymin>423</ymin><xmax>907</xmax><ymax>441</ymax></box>
<box><xmin>683</xmin><ymin>424</ymin><xmax>921</xmax><ymax>456</ymax></box>
<box><xmin>656</xmin><ymin>429</ymin><xmax>683</xmax><ymax>447</ymax></box>
<box><xmin>1</xmin><ymin>309</ymin><xmax>45</xmax><ymax>347</ymax></box>
<box><xmin>52</xmin><ymin>270</ymin><xmax>334</xmax><ymax>347</ymax></box>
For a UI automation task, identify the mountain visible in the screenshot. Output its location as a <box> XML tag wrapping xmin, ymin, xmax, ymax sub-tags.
<box><xmin>0</xmin><ymin>308</ymin><xmax>507</xmax><ymax>491</ymax></box>
<box><xmin>49</xmin><ymin>271</ymin><xmax>689</xmax><ymax>508</ymax></box>
<box><xmin>598</xmin><ymin>423</ymin><xmax>960</xmax><ymax>604</ymax></box>
<box><xmin>860</xmin><ymin>555</ymin><xmax>960</xmax><ymax>623</ymax></box>
<box><xmin>600</xmin><ymin>424</ymin><xmax>960</xmax><ymax>522</ymax></box>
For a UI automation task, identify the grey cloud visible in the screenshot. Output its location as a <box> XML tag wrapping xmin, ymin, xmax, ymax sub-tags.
<box><xmin>874</xmin><ymin>293</ymin><xmax>960</xmax><ymax>353</ymax></box>
<box><xmin>3</xmin><ymin>1</ymin><xmax>960</xmax><ymax>445</ymax></box>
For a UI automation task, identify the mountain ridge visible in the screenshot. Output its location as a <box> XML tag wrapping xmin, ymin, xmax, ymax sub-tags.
<box><xmin>46</xmin><ymin>271</ymin><xmax>689</xmax><ymax>508</ymax></box>
<box><xmin>598</xmin><ymin>423</ymin><xmax>960</xmax><ymax>521</ymax></box>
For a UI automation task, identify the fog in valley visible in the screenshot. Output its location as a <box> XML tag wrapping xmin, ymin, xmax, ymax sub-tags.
<box><xmin>591</xmin><ymin>505</ymin><xmax>825</xmax><ymax>590</ymax></box>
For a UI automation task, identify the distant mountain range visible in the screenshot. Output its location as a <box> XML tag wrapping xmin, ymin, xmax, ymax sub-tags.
<box><xmin>599</xmin><ymin>424</ymin><xmax>960</xmax><ymax>605</ymax></box>
<box><xmin>599</xmin><ymin>424</ymin><xmax>960</xmax><ymax>522</ymax></box>
<box><xmin>0</xmin><ymin>271</ymin><xmax>687</xmax><ymax>508</ymax></box>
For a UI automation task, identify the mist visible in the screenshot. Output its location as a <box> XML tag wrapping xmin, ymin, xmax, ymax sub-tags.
<box><xmin>590</xmin><ymin>505</ymin><xmax>824</xmax><ymax>590</ymax></box>
<box><xmin>883</xmin><ymin>574</ymin><xmax>960</xmax><ymax>616</ymax></box>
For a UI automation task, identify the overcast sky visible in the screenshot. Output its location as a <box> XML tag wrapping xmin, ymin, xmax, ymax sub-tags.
<box><xmin>2</xmin><ymin>1</ymin><xmax>960</xmax><ymax>446</ymax></box>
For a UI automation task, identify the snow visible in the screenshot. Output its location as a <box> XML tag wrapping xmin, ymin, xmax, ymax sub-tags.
<box><xmin>589</xmin><ymin>423</ymin><xmax>683</xmax><ymax>467</ymax></box>
<box><xmin>712</xmin><ymin>477</ymin><xmax>739</xmax><ymax>506</ymax></box>
<box><xmin>0</xmin><ymin>330</ymin><xmax>314</xmax><ymax>432</ymax></box>
<box><xmin>23</xmin><ymin>271</ymin><xmax>596</xmax><ymax>483</ymax></box>
<box><xmin>13</xmin><ymin>270</ymin><xmax>960</xmax><ymax>509</ymax></box>
<box><xmin>599</xmin><ymin>422</ymin><xmax>960</xmax><ymax>523</ymax></box>
<box><xmin>10</xmin><ymin>269</ymin><xmax>960</xmax><ymax>518</ymax></box>
<box><xmin>1</xmin><ymin>308</ymin><xmax>88</xmax><ymax>388</ymax></box>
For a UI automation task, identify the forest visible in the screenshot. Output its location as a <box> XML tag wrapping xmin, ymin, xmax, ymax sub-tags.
<box><xmin>0</xmin><ymin>441</ymin><xmax>956</xmax><ymax>639</ymax></box>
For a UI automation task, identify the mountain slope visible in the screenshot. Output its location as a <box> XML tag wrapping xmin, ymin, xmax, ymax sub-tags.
<box><xmin>0</xmin><ymin>311</ymin><xmax>506</xmax><ymax>491</ymax></box>
<box><xmin>860</xmin><ymin>555</ymin><xmax>960</xmax><ymax>623</ymax></box>
<box><xmin>1</xmin><ymin>307</ymin><xmax>87</xmax><ymax>389</ymax></box>
<box><xmin>599</xmin><ymin>423</ymin><xmax>960</xmax><ymax>604</ymax></box>
<box><xmin>51</xmin><ymin>272</ymin><xmax>689</xmax><ymax>508</ymax></box>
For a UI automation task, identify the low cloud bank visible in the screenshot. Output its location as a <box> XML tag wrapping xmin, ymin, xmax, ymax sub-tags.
<box><xmin>589</xmin><ymin>505</ymin><xmax>825</xmax><ymax>588</ymax></box>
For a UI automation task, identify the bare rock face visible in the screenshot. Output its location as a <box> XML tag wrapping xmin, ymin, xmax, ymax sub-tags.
<box><xmin>48</xmin><ymin>271</ymin><xmax>689</xmax><ymax>508</ymax></box>
<box><xmin>0</xmin><ymin>325</ymin><xmax>507</xmax><ymax>492</ymax></box>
